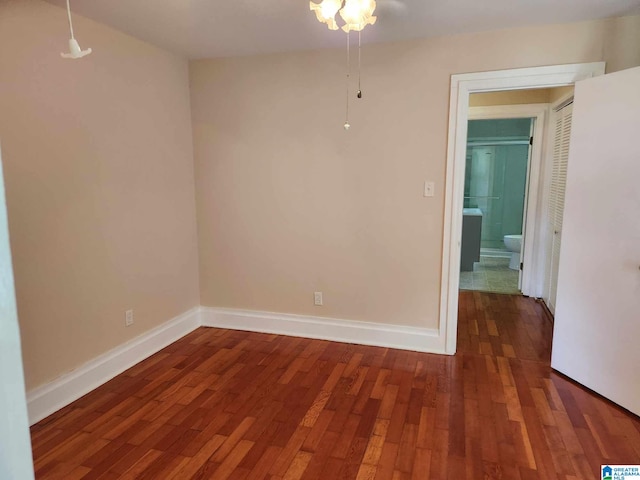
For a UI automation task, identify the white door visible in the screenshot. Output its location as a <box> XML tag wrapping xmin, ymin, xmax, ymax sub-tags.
<box><xmin>551</xmin><ymin>66</ymin><xmax>640</xmax><ymax>416</ymax></box>
<box><xmin>0</xmin><ymin>148</ymin><xmax>35</xmax><ymax>479</ymax></box>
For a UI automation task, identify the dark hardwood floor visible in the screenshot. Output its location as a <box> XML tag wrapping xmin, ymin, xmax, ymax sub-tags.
<box><xmin>31</xmin><ymin>291</ymin><xmax>640</xmax><ymax>479</ymax></box>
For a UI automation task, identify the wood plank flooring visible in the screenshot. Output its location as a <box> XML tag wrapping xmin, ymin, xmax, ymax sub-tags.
<box><xmin>31</xmin><ymin>292</ymin><xmax>640</xmax><ymax>479</ymax></box>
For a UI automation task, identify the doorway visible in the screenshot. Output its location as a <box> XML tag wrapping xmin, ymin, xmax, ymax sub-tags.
<box><xmin>459</xmin><ymin>116</ymin><xmax>534</xmax><ymax>294</ymax></box>
<box><xmin>438</xmin><ymin>62</ymin><xmax>606</xmax><ymax>355</ymax></box>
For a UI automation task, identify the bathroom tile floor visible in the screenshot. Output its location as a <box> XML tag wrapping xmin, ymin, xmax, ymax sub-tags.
<box><xmin>459</xmin><ymin>255</ymin><xmax>520</xmax><ymax>294</ymax></box>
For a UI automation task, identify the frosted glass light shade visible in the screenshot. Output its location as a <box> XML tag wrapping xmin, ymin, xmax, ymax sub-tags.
<box><xmin>310</xmin><ymin>0</ymin><xmax>342</xmax><ymax>30</ymax></box>
<box><xmin>310</xmin><ymin>0</ymin><xmax>377</xmax><ymax>32</ymax></box>
<box><xmin>340</xmin><ymin>0</ymin><xmax>377</xmax><ymax>32</ymax></box>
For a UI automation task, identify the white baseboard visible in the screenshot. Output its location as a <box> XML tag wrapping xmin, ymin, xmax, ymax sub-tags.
<box><xmin>26</xmin><ymin>307</ymin><xmax>201</xmax><ymax>426</ymax></box>
<box><xmin>27</xmin><ymin>306</ymin><xmax>445</xmax><ymax>425</ymax></box>
<box><xmin>201</xmin><ymin>307</ymin><xmax>444</xmax><ymax>354</ymax></box>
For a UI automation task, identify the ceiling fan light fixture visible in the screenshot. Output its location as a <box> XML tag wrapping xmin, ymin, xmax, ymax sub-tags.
<box><xmin>310</xmin><ymin>0</ymin><xmax>377</xmax><ymax>32</ymax></box>
<box><xmin>310</xmin><ymin>0</ymin><xmax>378</xmax><ymax>129</ymax></box>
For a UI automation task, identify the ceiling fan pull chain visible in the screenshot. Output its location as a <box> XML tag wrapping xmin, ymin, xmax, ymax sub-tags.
<box><xmin>344</xmin><ymin>31</ymin><xmax>351</xmax><ymax>130</ymax></box>
<box><xmin>61</xmin><ymin>0</ymin><xmax>92</xmax><ymax>59</ymax></box>
<box><xmin>66</xmin><ymin>0</ymin><xmax>75</xmax><ymax>39</ymax></box>
<box><xmin>357</xmin><ymin>30</ymin><xmax>362</xmax><ymax>99</ymax></box>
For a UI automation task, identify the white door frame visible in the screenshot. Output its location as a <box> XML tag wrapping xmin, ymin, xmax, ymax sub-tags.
<box><xmin>467</xmin><ymin>104</ymin><xmax>547</xmax><ymax>297</ymax></box>
<box><xmin>440</xmin><ymin>62</ymin><xmax>606</xmax><ymax>355</ymax></box>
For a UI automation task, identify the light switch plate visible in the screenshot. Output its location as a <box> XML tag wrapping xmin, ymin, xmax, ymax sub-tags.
<box><xmin>424</xmin><ymin>181</ymin><xmax>435</xmax><ymax>197</ymax></box>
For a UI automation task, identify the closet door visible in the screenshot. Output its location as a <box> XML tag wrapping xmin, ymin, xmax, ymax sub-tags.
<box><xmin>545</xmin><ymin>102</ymin><xmax>572</xmax><ymax>313</ymax></box>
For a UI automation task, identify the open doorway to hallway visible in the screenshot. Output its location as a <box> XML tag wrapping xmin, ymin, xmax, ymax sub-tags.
<box><xmin>459</xmin><ymin>116</ymin><xmax>534</xmax><ymax>294</ymax></box>
<box><xmin>457</xmin><ymin>87</ymin><xmax>575</xmax><ymax>301</ymax></box>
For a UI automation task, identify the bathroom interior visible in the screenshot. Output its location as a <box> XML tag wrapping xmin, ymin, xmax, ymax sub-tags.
<box><xmin>459</xmin><ymin>117</ymin><xmax>532</xmax><ymax>294</ymax></box>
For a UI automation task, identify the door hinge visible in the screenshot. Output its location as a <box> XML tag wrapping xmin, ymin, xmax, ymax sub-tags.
<box><xmin>529</xmin><ymin>136</ymin><xmax>533</xmax><ymax>146</ymax></box>
<box><xmin>520</xmin><ymin>262</ymin><xmax>524</xmax><ymax>271</ymax></box>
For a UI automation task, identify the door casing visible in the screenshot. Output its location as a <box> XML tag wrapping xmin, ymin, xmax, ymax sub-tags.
<box><xmin>440</xmin><ymin>62</ymin><xmax>606</xmax><ymax>355</ymax></box>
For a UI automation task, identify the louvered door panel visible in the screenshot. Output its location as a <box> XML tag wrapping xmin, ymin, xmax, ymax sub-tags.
<box><xmin>546</xmin><ymin>103</ymin><xmax>572</xmax><ymax>313</ymax></box>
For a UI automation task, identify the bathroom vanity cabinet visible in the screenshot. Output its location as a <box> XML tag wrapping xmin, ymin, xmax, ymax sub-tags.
<box><xmin>461</xmin><ymin>208</ymin><xmax>482</xmax><ymax>271</ymax></box>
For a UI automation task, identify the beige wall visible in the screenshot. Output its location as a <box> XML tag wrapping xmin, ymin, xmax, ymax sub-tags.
<box><xmin>470</xmin><ymin>86</ymin><xmax>576</xmax><ymax>107</ymax></box>
<box><xmin>191</xmin><ymin>19</ymin><xmax>616</xmax><ymax>328</ymax></box>
<box><xmin>0</xmin><ymin>0</ymin><xmax>200</xmax><ymax>389</ymax></box>
<box><xmin>470</xmin><ymin>89</ymin><xmax>552</xmax><ymax>106</ymax></box>
<box><xmin>604</xmin><ymin>15</ymin><xmax>640</xmax><ymax>73</ymax></box>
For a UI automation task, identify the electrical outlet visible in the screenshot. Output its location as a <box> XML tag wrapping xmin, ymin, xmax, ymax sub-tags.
<box><xmin>125</xmin><ymin>309</ymin><xmax>134</xmax><ymax>327</ymax></box>
<box><xmin>314</xmin><ymin>292</ymin><xmax>323</xmax><ymax>306</ymax></box>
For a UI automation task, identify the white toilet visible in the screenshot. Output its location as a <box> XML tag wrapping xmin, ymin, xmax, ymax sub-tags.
<box><xmin>503</xmin><ymin>234</ymin><xmax>522</xmax><ymax>270</ymax></box>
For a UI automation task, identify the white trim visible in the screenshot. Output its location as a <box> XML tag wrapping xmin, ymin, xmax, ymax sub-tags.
<box><xmin>201</xmin><ymin>307</ymin><xmax>444</xmax><ymax>354</ymax></box>
<box><xmin>467</xmin><ymin>104</ymin><xmax>548</xmax><ymax>298</ymax></box>
<box><xmin>27</xmin><ymin>307</ymin><xmax>201</xmax><ymax>425</ymax></box>
<box><xmin>441</xmin><ymin>62</ymin><xmax>606</xmax><ymax>355</ymax></box>
<box><xmin>27</xmin><ymin>304</ymin><xmax>445</xmax><ymax>425</ymax></box>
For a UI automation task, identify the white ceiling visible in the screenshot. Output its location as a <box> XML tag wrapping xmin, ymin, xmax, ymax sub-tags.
<box><xmin>48</xmin><ymin>0</ymin><xmax>640</xmax><ymax>59</ymax></box>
